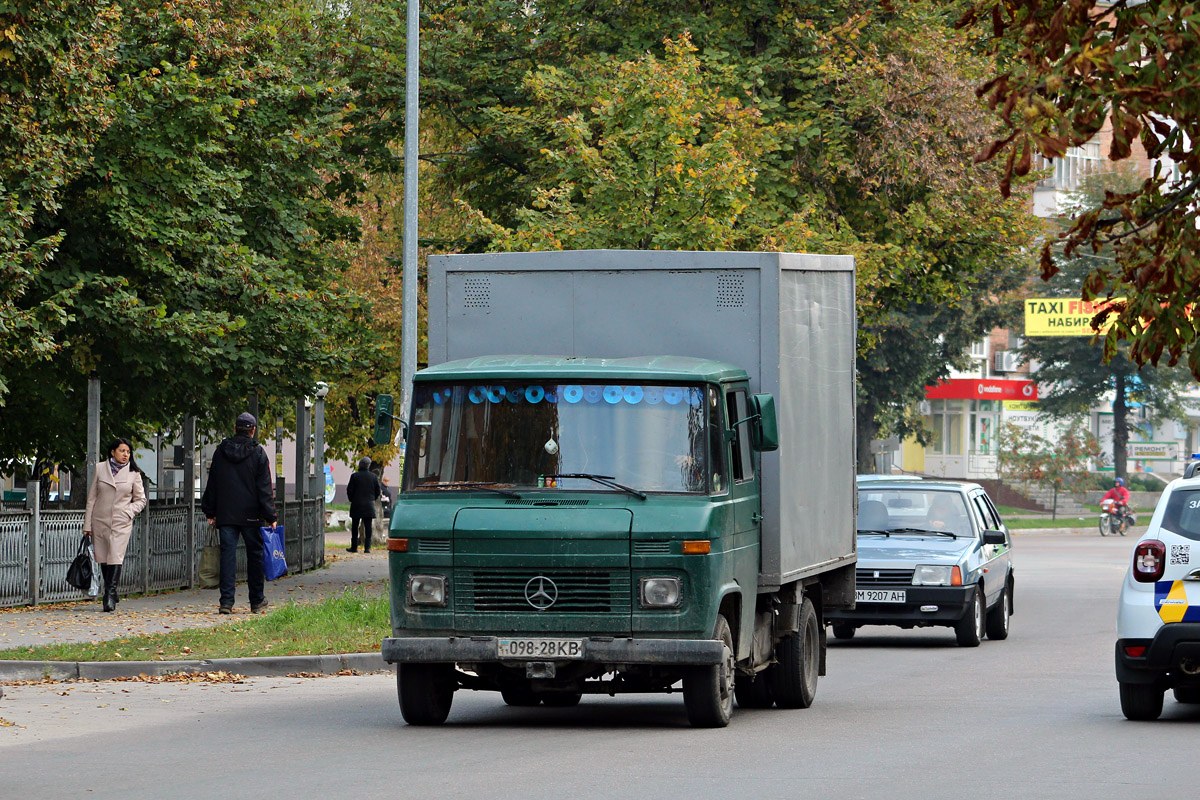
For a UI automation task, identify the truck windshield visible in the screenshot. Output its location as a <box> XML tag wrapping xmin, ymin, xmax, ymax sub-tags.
<box><xmin>403</xmin><ymin>381</ymin><xmax>718</xmax><ymax>494</ymax></box>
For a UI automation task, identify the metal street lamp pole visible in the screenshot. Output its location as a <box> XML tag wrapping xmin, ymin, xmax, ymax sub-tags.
<box><xmin>400</xmin><ymin>0</ymin><xmax>420</xmax><ymax>434</ymax></box>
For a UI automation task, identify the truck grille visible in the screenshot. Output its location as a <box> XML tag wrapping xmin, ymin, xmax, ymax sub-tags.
<box><xmin>457</xmin><ymin>570</ymin><xmax>631</xmax><ymax>613</ymax></box>
<box><xmin>856</xmin><ymin>568</ymin><xmax>914</xmax><ymax>586</ymax></box>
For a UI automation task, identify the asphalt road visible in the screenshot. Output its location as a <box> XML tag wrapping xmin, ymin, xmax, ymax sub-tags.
<box><xmin>2</xmin><ymin>533</ymin><xmax>1196</xmax><ymax>799</ymax></box>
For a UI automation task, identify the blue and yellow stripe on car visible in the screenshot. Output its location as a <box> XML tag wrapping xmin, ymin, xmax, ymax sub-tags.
<box><xmin>1154</xmin><ymin>580</ymin><xmax>1200</xmax><ymax>623</ymax></box>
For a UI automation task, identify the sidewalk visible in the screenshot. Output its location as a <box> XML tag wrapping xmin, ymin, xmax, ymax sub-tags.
<box><xmin>0</xmin><ymin>531</ymin><xmax>391</xmax><ymax>681</ymax></box>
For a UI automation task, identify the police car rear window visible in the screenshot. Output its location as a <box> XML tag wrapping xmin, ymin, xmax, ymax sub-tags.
<box><xmin>1161</xmin><ymin>489</ymin><xmax>1200</xmax><ymax>541</ymax></box>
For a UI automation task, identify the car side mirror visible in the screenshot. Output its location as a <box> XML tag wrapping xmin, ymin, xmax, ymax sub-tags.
<box><xmin>982</xmin><ymin>529</ymin><xmax>1006</xmax><ymax>545</ymax></box>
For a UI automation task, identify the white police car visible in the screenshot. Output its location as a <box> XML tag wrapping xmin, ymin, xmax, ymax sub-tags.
<box><xmin>1115</xmin><ymin>460</ymin><xmax>1200</xmax><ymax>720</ymax></box>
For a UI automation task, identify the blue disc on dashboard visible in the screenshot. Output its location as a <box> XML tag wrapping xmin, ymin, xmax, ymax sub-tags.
<box><xmin>487</xmin><ymin>386</ymin><xmax>505</xmax><ymax>403</ymax></box>
<box><xmin>663</xmin><ymin>387</ymin><xmax>683</xmax><ymax>405</ymax></box>
<box><xmin>468</xmin><ymin>386</ymin><xmax>486</xmax><ymax>404</ymax></box>
<box><xmin>506</xmin><ymin>387</ymin><xmax>522</xmax><ymax>403</ymax></box>
<box><xmin>603</xmin><ymin>385</ymin><xmax>623</xmax><ymax>404</ymax></box>
<box><xmin>544</xmin><ymin>388</ymin><xmax>558</xmax><ymax>403</ymax></box>
<box><xmin>623</xmin><ymin>386</ymin><xmax>644</xmax><ymax>404</ymax></box>
<box><xmin>562</xmin><ymin>385</ymin><xmax>583</xmax><ymax>404</ymax></box>
<box><xmin>583</xmin><ymin>386</ymin><xmax>603</xmax><ymax>403</ymax></box>
<box><xmin>525</xmin><ymin>385</ymin><xmax>545</xmax><ymax>403</ymax></box>
<box><xmin>643</xmin><ymin>387</ymin><xmax>662</xmax><ymax>404</ymax></box>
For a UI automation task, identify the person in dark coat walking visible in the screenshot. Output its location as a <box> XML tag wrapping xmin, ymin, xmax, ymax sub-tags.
<box><xmin>345</xmin><ymin>456</ymin><xmax>381</xmax><ymax>553</ymax></box>
<box><xmin>201</xmin><ymin>412</ymin><xmax>277</xmax><ymax>614</ymax></box>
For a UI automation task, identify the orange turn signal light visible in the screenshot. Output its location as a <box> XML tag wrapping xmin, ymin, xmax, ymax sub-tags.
<box><xmin>682</xmin><ymin>540</ymin><xmax>711</xmax><ymax>555</ymax></box>
<box><xmin>951</xmin><ymin>566</ymin><xmax>962</xmax><ymax>586</ymax></box>
<box><xmin>387</xmin><ymin>538</ymin><xmax>409</xmax><ymax>552</ymax></box>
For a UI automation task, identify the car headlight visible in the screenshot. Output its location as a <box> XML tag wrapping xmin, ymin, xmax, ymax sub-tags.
<box><xmin>407</xmin><ymin>574</ymin><xmax>447</xmax><ymax>606</ymax></box>
<box><xmin>911</xmin><ymin>565</ymin><xmax>962</xmax><ymax>586</ymax></box>
<box><xmin>639</xmin><ymin>577</ymin><xmax>682</xmax><ymax>608</ymax></box>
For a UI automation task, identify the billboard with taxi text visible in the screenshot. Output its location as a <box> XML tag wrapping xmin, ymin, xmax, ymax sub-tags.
<box><xmin>1024</xmin><ymin>297</ymin><xmax>1122</xmax><ymax>337</ymax></box>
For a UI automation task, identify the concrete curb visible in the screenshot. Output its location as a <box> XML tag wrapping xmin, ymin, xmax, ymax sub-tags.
<box><xmin>0</xmin><ymin>652</ymin><xmax>389</xmax><ymax>682</ymax></box>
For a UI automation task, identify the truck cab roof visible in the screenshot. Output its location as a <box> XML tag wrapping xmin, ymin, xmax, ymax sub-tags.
<box><xmin>417</xmin><ymin>355</ymin><xmax>750</xmax><ymax>384</ymax></box>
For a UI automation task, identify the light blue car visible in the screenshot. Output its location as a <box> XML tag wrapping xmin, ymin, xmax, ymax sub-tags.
<box><xmin>825</xmin><ymin>477</ymin><xmax>1014</xmax><ymax>647</ymax></box>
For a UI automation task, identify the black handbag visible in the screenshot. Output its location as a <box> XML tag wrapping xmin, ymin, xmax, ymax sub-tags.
<box><xmin>65</xmin><ymin>535</ymin><xmax>94</xmax><ymax>592</ymax></box>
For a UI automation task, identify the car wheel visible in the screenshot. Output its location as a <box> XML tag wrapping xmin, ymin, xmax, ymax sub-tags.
<box><xmin>985</xmin><ymin>580</ymin><xmax>1012</xmax><ymax>641</ymax></box>
<box><xmin>1119</xmin><ymin>681</ymin><xmax>1164</xmax><ymax>720</ymax></box>
<box><xmin>398</xmin><ymin>663</ymin><xmax>455</xmax><ymax>725</ymax></box>
<box><xmin>682</xmin><ymin>614</ymin><xmax>735</xmax><ymax>727</ymax></box>
<box><xmin>954</xmin><ymin>587</ymin><xmax>984</xmax><ymax>647</ymax></box>
<box><xmin>734</xmin><ymin>672</ymin><xmax>774</xmax><ymax>709</ymax></box>
<box><xmin>1173</xmin><ymin>686</ymin><xmax>1200</xmax><ymax>704</ymax></box>
<box><xmin>768</xmin><ymin>598</ymin><xmax>820</xmax><ymax>709</ymax></box>
<box><xmin>831</xmin><ymin>622</ymin><xmax>856</xmax><ymax>640</ymax></box>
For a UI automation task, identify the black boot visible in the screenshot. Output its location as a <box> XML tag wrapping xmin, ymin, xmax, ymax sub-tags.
<box><xmin>110</xmin><ymin>564</ymin><xmax>122</xmax><ymax>607</ymax></box>
<box><xmin>101</xmin><ymin>565</ymin><xmax>115</xmax><ymax>612</ymax></box>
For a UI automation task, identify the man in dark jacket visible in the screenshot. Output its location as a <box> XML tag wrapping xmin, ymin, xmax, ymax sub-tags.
<box><xmin>201</xmin><ymin>412</ymin><xmax>277</xmax><ymax>614</ymax></box>
<box><xmin>345</xmin><ymin>456</ymin><xmax>381</xmax><ymax>553</ymax></box>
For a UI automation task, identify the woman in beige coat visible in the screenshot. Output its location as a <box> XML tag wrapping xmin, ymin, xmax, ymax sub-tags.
<box><xmin>84</xmin><ymin>438</ymin><xmax>147</xmax><ymax>612</ymax></box>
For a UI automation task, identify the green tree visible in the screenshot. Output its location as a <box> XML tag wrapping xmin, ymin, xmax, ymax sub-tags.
<box><xmin>1018</xmin><ymin>170</ymin><xmax>1193</xmax><ymax>480</ymax></box>
<box><xmin>958</xmin><ymin>0</ymin><xmax>1200</xmax><ymax>379</ymax></box>
<box><xmin>0</xmin><ymin>0</ymin><xmax>367</xmax><ymax>472</ymax></box>
<box><xmin>0</xmin><ymin>0</ymin><xmax>119</xmax><ymax>399</ymax></box>
<box><xmin>996</xmin><ymin>419</ymin><xmax>1102</xmax><ymax>515</ymax></box>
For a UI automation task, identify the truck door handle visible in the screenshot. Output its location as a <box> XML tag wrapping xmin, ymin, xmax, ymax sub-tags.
<box><xmin>752</xmin><ymin>513</ymin><xmax>763</xmax><ymax>524</ymax></box>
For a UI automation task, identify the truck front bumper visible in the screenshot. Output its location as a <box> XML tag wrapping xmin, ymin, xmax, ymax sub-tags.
<box><xmin>382</xmin><ymin>636</ymin><xmax>724</xmax><ymax>666</ymax></box>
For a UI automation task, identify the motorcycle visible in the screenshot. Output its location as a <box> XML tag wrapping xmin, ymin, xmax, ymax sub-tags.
<box><xmin>1099</xmin><ymin>500</ymin><xmax>1136</xmax><ymax>537</ymax></box>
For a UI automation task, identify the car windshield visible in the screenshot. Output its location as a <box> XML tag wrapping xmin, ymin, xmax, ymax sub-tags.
<box><xmin>1161</xmin><ymin>488</ymin><xmax>1200</xmax><ymax>542</ymax></box>
<box><xmin>402</xmin><ymin>381</ymin><xmax>722</xmax><ymax>494</ymax></box>
<box><xmin>857</xmin><ymin>489</ymin><xmax>974</xmax><ymax>538</ymax></box>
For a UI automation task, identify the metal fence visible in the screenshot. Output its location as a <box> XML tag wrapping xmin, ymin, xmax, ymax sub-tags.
<box><xmin>0</xmin><ymin>496</ymin><xmax>325</xmax><ymax>608</ymax></box>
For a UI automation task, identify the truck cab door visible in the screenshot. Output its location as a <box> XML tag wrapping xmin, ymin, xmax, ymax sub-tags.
<box><xmin>725</xmin><ymin>388</ymin><xmax>761</xmax><ymax>537</ymax></box>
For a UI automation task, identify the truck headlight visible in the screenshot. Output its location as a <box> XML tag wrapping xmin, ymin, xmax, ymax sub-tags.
<box><xmin>640</xmin><ymin>577</ymin><xmax>682</xmax><ymax>608</ymax></box>
<box><xmin>911</xmin><ymin>565</ymin><xmax>962</xmax><ymax>586</ymax></box>
<box><xmin>407</xmin><ymin>574</ymin><xmax>447</xmax><ymax>606</ymax></box>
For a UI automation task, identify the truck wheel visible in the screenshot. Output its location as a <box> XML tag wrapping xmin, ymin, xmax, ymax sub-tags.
<box><xmin>985</xmin><ymin>580</ymin><xmax>1011</xmax><ymax>641</ymax></box>
<box><xmin>1120</xmin><ymin>681</ymin><xmax>1164</xmax><ymax>720</ymax></box>
<box><xmin>1173</xmin><ymin>686</ymin><xmax>1200</xmax><ymax>704</ymax></box>
<box><xmin>397</xmin><ymin>664</ymin><xmax>455</xmax><ymax>725</ymax></box>
<box><xmin>500</xmin><ymin>685</ymin><xmax>541</xmax><ymax>707</ymax></box>
<box><xmin>955</xmin><ymin>587</ymin><xmax>984</xmax><ymax>647</ymax></box>
<box><xmin>769</xmin><ymin>598</ymin><xmax>819</xmax><ymax>709</ymax></box>
<box><xmin>542</xmin><ymin>692</ymin><xmax>583</xmax><ymax>708</ymax></box>
<box><xmin>734</xmin><ymin>673</ymin><xmax>774</xmax><ymax>709</ymax></box>
<box><xmin>831</xmin><ymin>622</ymin><xmax>856</xmax><ymax>640</ymax></box>
<box><xmin>683</xmin><ymin>614</ymin><xmax>734</xmax><ymax>728</ymax></box>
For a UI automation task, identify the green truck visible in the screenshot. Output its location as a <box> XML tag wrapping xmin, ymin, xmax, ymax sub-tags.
<box><xmin>378</xmin><ymin>250</ymin><xmax>857</xmax><ymax>727</ymax></box>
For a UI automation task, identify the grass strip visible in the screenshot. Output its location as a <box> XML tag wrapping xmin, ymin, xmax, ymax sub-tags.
<box><xmin>1006</xmin><ymin>516</ymin><xmax>1101</xmax><ymax>530</ymax></box>
<box><xmin>0</xmin><ymin>587</ymin><xmax>391</xmax><ymax>663</ymax></box>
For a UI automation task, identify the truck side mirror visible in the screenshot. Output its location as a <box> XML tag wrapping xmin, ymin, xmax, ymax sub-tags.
<box><xmin>373</xmin><ymin>394</ymin><xmax>408</xmax><ymax>446</ymax></box>
<box><xmin>750</xmin><ymin>393</ymin><xmax>779</xmax><ymax>452</ymax></box>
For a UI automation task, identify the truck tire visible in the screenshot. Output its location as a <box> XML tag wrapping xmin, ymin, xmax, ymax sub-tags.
<box><xmin>1120</xmin><ymin>681</ymin><xmax>1164</xmax><ymax>720</ymax></box>
<box><xmin>954</xmin><ymin>587</ymin><xmax>984</xmax><ymax>647</ymax></box>
<box><xmin>541</xmin><ymin>692</ymin><xmax>583</xmax><ymax>708</ymax></box>
<box><xmin>831</xmin><ymin>622</ymin><xmax>856</xmax><ymax>640</ymax></box>
<box><xmin>985</xmin><ymin>580</ymin><xmax>1012</xmax><ymax>641</ymax></box>
<box><xmin>501</xmin><ymin>685</ymin><xmax>541</xmax><ymax>707</ymax></box>
<box><xmin>734</xmin><ymin>673</ymin><xmax>774</xmax><ymax>709</ymax></box>
<box><xmin>682</xmin><ymin>614</ymin><xmax>734</xmax><ymax>728</ymax></box>
<box><xmin>769</xmin><ymin>598</ymin><xmax>818</xmax><ymax>709</ymax></box>
<box><xmin>398</xmin><ymin>664</ymin><xmax>455</xmax><ymax>725</ymax></box>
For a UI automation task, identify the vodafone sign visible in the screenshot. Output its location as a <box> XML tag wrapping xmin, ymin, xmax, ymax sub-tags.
<box><xmin>925</xmin><ymin>379</ymin><xmax>1038</xmax><ymax>401</ymax></box>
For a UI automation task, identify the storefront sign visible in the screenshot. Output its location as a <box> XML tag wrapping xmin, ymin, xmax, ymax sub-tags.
<box><xmin>1128</xmin><ymin>441</ymin><xmax>1178</xmax><ymax>461</ymax></box>
<box><xmin>925</xmin><ymin>379</ymin><xmax>1038</xmax><ymax>401</ymax></box>
<box><xmin>1024</xmin><ymin>297</ymin><xmax>1123</xmax><ymax>337</ymax></box>
<box><xmin>1003</xmin><ymin>400</ymin><xmax>1039</xmax><ymax>412</ymax></box>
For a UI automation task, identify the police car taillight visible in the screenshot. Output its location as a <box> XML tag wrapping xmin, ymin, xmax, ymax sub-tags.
<box><xmin>1133</xmin><ymin>540</ymin><xmax>1166</xmax><ymax>583</ymax></box>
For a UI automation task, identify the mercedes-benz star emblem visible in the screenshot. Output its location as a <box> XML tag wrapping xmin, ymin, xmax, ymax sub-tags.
<box><xmin>524</xmin><ymin>576</ymin><xmax>558</xmax><ymax>610</ymax></box>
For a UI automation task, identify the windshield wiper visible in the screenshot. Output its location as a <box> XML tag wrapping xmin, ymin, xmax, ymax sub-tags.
<box><xmin>542</xmin><ymin>473</ymin><xmax>647</xmax><ymax>501</ymax></box>
<box><xmin>857</xmin><ymin>529</ymin><xmax>891</xmax><ymax>536</ymax></box>
<box><xmin>415</xmin><ymin>481</ymin><xmax>521</xmax><ymax>499</ymax></box>
<box><xmin>887</xmin><ymin>527</ymin><xmax>957</xmax><ymax>539</ymax></box>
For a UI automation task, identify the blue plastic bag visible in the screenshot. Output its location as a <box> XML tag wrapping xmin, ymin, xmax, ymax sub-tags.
<box><xmin>261</xmin><ymin>524</ymin><xmax>287</xmax><ymax>581</ymax></box>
